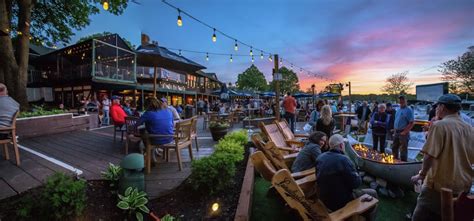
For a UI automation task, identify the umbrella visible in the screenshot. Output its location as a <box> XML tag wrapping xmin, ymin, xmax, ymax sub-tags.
<box><xmin>318</xmin><ymin>92</ymin><xmax>341</xmax><ymax>98</ymax></box>
<box><xmin>293</xmin><ymin>92</ymin><xmax>312</xmax><ymax>98</ymax></box>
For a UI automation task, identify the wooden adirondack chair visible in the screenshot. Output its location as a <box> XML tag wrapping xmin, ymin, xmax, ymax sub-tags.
<box><xmin>142</xmin><ymin>119</ymin><xmax>193</xmax><ymax>173</ymax></box>
<box><xmin>1</xmin><ymin>111</ymin><xmax>20</xmax><ymax>166</ymax></box>
<box><xmin>250</xmin><ymin>151</ymin><xmax>316</xmax><ymax>194</ymax></box>
<box><xmin>275</xmin><ymin>120</ymin><xmax>309</xmax><ymax>141</ymax></box>
<box><xmin>259</xmin><ymin>122</ymin><xmax>304</xmax><ymax>152</ymax></box>
<box><xmin>272</xmin><ymin>169</ymin><xmax>379</xmax><ymax>221</ymax></box>
<box><xmin>190</xmin><ymin>116</ymin><xmax>199</xmax><ymax>151</ymax></box>
<box><xmin>441</xmin><ymin>187</ymin><xmax>474</xmax><ymax>221</ymax></box>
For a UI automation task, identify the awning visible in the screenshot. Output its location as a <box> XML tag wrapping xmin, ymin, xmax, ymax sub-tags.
<box><xmin>137</xmin><ymin>84</ymin><xmax>196</xmax><ymax>95</ymax></box>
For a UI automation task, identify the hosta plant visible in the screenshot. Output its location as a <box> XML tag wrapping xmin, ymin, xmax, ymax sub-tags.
<box><xmin>117</xmin><ymin>187</ymin><xmax>150</xmax><ymax>221</ymax></box>
<box><xmin>101</xmin><ymin>163</ymin><xmax>123</xmax><ymax>187</ymax></box>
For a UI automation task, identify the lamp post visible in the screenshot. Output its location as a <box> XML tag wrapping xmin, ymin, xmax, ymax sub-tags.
<box><xmin>311</xmin><ymin>84</ymin><xmax>315</xmax><ymax>109</ymax></box>
<box><xmin>273</xmin><ymin>54</ymin><xmax>280</xmax><ymax>121</ymax></box>
<box><xmin>345</xmin><ymin>81</ymin><xmax>352</xmax><ymax>112</ymax></box>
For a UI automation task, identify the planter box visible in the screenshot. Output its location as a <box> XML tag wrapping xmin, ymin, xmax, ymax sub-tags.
<box><xmin>234</xmin><ymin>148</ymin><xmax>255</xmax><ymax>221</ymax></box>
<box><xmin>17</xmin><ymin>113</ymin><xmax>98</xmax><ymax>138</ymax></box>
<box><xmin>242</xmin><ymin>117</ymin><xmax>276</xmax><ymax>128</ymax></box>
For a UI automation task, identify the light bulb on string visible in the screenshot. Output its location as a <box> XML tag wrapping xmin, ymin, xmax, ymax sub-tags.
<box><xmin>206</xmin><ymin>53</ymin><xmax>209</xmax><ymax>61</ymax></box>
<box><xmin>230</xmin><ymin>54</ymin><xmax>233</xmax><ymax>63</ymax></box>
<box><xmin>249</xmin><ymin>47</ymin><xmax>253</xmax><ymax>56</ymax></box>
<box><xmin>279</xmin><ymin>58</ymin><xmax>282</xmax><ymax>66</ymax></box>
<box><xmin>177</xmin><ymin>9</ymin><xmax>183</xmax><ymax>27</ymax></box>
<box><xmin>268</xmin><ymin>54</ymin><xmax>273</xmax><ymax>62</ymax></box>
<box><xmin>212</xmin><ymin>29</ymin><xmax>217</xmax><ymax>42</ymax></box>
<box><xmin>178</xmin><ymin>49</ymin><xmax>182</xmax><ymax>56</ymax></box>
<box><xmin>251</xmin><ymin>55</ymin><xmax>254</xmax><ymax>63</ymax></box>
<box><xmin>260</xmin><ymin>51</ymin><xmax>263</xmax><ymax>59</ymax></box>
<box><xmin>234</xmin><ymin>40</ymin><xmax>238</xmax><ymax>51</ymax></box>
<box><xmin>102</xmin><ymin>1</ymin><xmax>109</xmax><ymax>10</ymax></box>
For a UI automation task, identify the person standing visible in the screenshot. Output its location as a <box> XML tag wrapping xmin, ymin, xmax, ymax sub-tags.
<box><xmin>411</xmin><ymin>94</ymin><xmax>474</xmax><ymax>221</ymax></box>
<box><xmin>370</xmin><ymin>104</ymin><xmax>389</xmax><ymax>153</ymax></box>
<box><xmin>101</xmin><ymin>94</ymin><xmax>111</xmax><ymax>126</ymax></box>
<box><xmin>282</xmin><ymin>92</ymin><xmax>297</xmax><ymax>133</ymax></box>
<box><xmin>315</xmin><ymin>105</ymin><xmax>335</xmax><ymax>140</ymax></box>
<box><xmin>197</xmin><ymin>99</ymin><xmax>204</xmax><ymax>115</ymax></box>
<box><xmin>385</xmin><ymin>103</ymin><xmax>396</xmax><ymax>140</ymax></box>
<box><xmin>392</xmin><ymin>95</ymin><xmax>414</xmax><ymax>161</ymax></box>
<box><xmin>356</xmin><ymin>101</ymin><xmax>372</xmax><ymax>133</ymax></box>
<box><xmin>0</xmin><ymin>83</ymin><xmax>20</xmax><ymax>140</ymax></box>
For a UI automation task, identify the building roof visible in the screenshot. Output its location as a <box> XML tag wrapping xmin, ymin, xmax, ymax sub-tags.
<box><xmin>136</xmin><ymin>44</ymin><xmax>205</xmax><ymax>71</ymax></box>
<box><xmin>29</xmin><ymin>44</ymin><xmax>56</xmax><ymax>56</ymax></box>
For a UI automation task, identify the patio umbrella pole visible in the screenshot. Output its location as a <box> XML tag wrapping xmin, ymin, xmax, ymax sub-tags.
<box><xmin>153</xmin><ymin>66</ymin><xmax>157</xmax><ymax>98</ymax></box>
<box><xmin>273</xmin><ymin>54</ymin><xmax>280</xmax><ymax>121</ymax></box>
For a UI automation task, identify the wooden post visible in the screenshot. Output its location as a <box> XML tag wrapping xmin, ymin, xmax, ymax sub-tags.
<box><xmin>440</xmin><ymin>188</ymin><xmax>454</xmax><ymax>221</ymax></box>
<box><xmin>274</xmin><ymin>54</ymin><xmax>280</xmax><ymax>121</ymax></box>
<box><xmin>348</xmin><ymin>81</ymin><xmax>352</xmax><ymax>112</ymax></box>
<box><xmin>153</xmin><ymin>66</ymin><xmax>157</xmax><ymax>98</ymax></box>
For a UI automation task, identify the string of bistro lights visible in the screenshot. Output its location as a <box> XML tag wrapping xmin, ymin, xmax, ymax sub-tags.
<box><xmin>159</xmin><ymin>0</ymin><xmax>334</xmax><ymax>82</ymax></box>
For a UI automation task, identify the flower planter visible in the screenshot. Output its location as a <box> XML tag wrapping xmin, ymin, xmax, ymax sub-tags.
<box><xmin>209</xmin><ymin>126</ymin><xmax>229</xmax><ymax>141</ymax></box>
<box><xmin>16</xmin><ymin>113</ymin><xmax>99</xmax><ymax>138</ymax></box>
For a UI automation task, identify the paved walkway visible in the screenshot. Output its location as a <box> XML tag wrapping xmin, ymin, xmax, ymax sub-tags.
<box><xmin>0</xmin><ymin>117</ymin><xmax>223</xmax><ymax>200</ymax></box>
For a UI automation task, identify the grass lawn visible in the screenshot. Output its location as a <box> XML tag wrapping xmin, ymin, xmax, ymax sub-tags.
<box><xmin>251</xmin><ymin>176</ymin><xmax>418</xmax><ymax>221</ymax></box>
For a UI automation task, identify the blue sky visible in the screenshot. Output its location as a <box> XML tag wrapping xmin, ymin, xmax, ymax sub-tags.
<box><xmin>71</xmin><ymin>0</ymin><xmax>474</xmax><ymax>94</ymax></box>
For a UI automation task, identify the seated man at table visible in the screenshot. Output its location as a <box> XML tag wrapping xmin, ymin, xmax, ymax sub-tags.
<box><xmin>138</xmin><ymin>97</ymin><xmax>174</xmax><ymax>146</ymax></box>
<box><xmin>160</xmin><ymin>97</ymin><xmax>181</xmax><ymax>121</ymax></box>
<box><xmin>0</xmin><ymin>83</ymin><xmax>20</xmax><ymax>139</ymax></box>
<box><xmin>110</xmin><ymin>95</ymin><xmax>128</xmax><ymax>126</ymax></box>
<box><xmin>316</xmin><ymin>134</ymin><xmax>377</xmax><ymax>220</ymax></box>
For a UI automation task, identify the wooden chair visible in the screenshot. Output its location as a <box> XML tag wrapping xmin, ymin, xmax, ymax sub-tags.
<box><xmin>114</xmin><ymin>123</ymin><xmax>126</xmax><ymax>142</ymax></box>
<box><xmin>297</xmin><ymin>109</ymin><xmax>307</xmax><ymax>122</ymax></box>
<box><xmin>1</xmin><ymin>111</ymin><xmax>20</xmax><ymax>166</ymax></box>
<box><xmin>275</xmin><ymin>120</ymin><xmax>309</xmax><ymax>142</ymax></box>
<box><xmin>142</xmin><ymin>119</ymin><xmax>193</xmax><ymax>173</ymax></box>
<box><xmin>250</xmin><ymin>151</ymin><xmax>315</xmax><ymax>194</ymax></box>
<box><xmin>190</xmin><ymin>116</ymin><xmax>199</xmax><ymax>151</ymax></box>
<box><xmin>272</xmin><ymin>169</ymin><xmax>379</xmax><ymax>221</ymax></box>
<box><xmin>124</xmin><ymin>116</ymin><xmax>140</xmax><ymax>155</ymax></box>
<box><xmin>441</xmin><ymin>187</ymin><xmax>474</xmax><ymax>221</ymax></box>
<box><xmin>259</xmin><ymin>122</ymin><xmax>304</xmax><ymax>152</ymax></box>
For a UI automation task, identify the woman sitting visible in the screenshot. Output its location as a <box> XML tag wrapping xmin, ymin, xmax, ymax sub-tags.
<box><xmin>138</xmin><ymin>98</ymin><xmax>174</xmax><ymax>145</ymax></box>
<box><xmin>308</xmin><ymin>100</ymin><xmax>325</xmax><ymax>129</ymax></box>
<box><xmin>291</xmin><ymin>131</ymin><xmax>327</xmax><ymax>172</ymax></box>
<box><xmin>316</xmin><ymin>105</ymin><xmax>335</xmax><ymax>142</ymax></box>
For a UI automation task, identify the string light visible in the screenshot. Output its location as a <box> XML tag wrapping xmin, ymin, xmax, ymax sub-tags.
<box><xmin>17</xmin><ymin>31</ymin><xmax>22</xmax><ymax>35</ymax></box>
<box><xmin>279</xmin><ymin>58</ymin><xmax>282</xmax><ymax>65</ymax></box>
<box><xmin>206</xmin><ymin>52</ymin><xmax>209</xmax><ymax>61</ymax></box>
<box><xmin>260</xmin><ymin>51</ymin><xmax>263</xmax><ymax>59</ymax></box>
<box><xmin>251</xmin><ymin>55</ymin><xmax>254</xmax><ymax>63</ymax></box>
<box><xmin>268</xmin><ymin>54</ymin><xmax>273</xmax><ymax>62</ymax></box>
<box><xmin>230</xmin><ymin>54</ymin><xmax>233</xmax><ymax>62</ymax></box>
<box><xmin>212</xmin><ymin>28</ymin><xmax>217</xmax><ymax>42</ymax></box>
<box><xmin>249</xmin><ymin>47</ymin><xmax>253</xmax><ymax>56</ymax></box>
<box><xmin>102</xmin><ymin>1</ymin><xmax>109</xmax><ymax>10</ymax></box>
<box><xmin>177</xmin><ymin>9</ymin><xmax>183</xmax><ymax>27</ymax></box>
<box><xmin>234</xmin><ymin>40</ymin><xmax>238</xmax><ymax>51</ymax></box>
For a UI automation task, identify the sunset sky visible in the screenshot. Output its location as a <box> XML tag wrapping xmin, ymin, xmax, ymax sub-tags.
<box><xmin>71</xmin><ymin>0</ymin><xmax>474</xmax><ymax>95</ymax></box>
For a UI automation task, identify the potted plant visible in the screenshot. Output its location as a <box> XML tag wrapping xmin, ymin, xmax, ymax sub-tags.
<box><xmin>209</xmin><ymin>121</ymin><xmax>230</xmax><ymax>141</ymax></box>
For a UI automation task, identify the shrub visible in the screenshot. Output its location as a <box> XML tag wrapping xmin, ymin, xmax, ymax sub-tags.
<box><xmin>42</xmin><ymin>172</ymin><xmax>87</xmax><ymax>219</ymax></box>
<box><xmin>215</xmin><ymin>139</ymin><xmax>244</xmax><ymax>163</ymax></box>
<box><xmin>189</xmin><ymin>153</ymin><xmax>236</xmax><ymax>194</ymax></box>
<box><xmin>223</xmin><ymin>130</ymin><xmax>248</xmax><ymax>146</ymax></box>
<box><xmin>209</xmin><ymin>121</ymin><xmax>230</xmax><ymax>128</ymax></box>
<box><xmin>161</xmin><ymin>214</ymin><xmax>177</xmax><ymax>221</ymax></box>
<box><xmin>101</xmin><ymin>163</ymin><xmax>123</xmax><ymax>188</ymax></box>
<box><xmin>117</xmin><ymin>187</ymin><xmax>150</xmax><ymax>221</ymax></box>
<box><xmin>19</xmin><ymin>105</ymin><xmax>65</xmax><ymax>118</ymax></box>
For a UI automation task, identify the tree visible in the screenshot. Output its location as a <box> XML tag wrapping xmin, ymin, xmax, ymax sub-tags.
<box><xmin>77</xmin><ymin>31</ymin><xmax>135</xmax><ymax>49</ymax></box>
<box><xmin>0</xmin><ymin>0</ymin><xmax>129</xmax><ymax>109</ymax></box>
<box><xmin>269</xmin><ymin>66</ymin><xmax>300</xmax><ymax>94</ymax></box>
<box><xmin>236</xmin><ymin>64</ymin><xmax>268</xmax><ymax>91</ymax></box>
<box><xmin>439</xmin><ymin>47</ymin><xmax>474</xmax><ymax>95</ymax></box>
<box><xmin>381</xmin><ymin>71</ymin><xmax>413</xmax><ymax>97</ymax></box>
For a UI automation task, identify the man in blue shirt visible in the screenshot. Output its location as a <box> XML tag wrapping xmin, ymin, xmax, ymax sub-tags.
<box><xmin>392</xmin><ymin>95</ymin><xmax>414</xmax><ymax>161</ymax></box>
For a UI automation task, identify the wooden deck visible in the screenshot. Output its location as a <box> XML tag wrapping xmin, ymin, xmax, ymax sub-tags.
<box><xmin>0</xmin><ymin>117</ymin><xmax>219</xmax><ymax>200</ymax></box>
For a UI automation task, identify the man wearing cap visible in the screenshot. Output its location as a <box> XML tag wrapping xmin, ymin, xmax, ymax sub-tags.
<box><xmin>411</xmin><ymin>94</ymin><xmax>474</xmax><ymax>221</ymax></box>
<box><xmin>316</xmin><ymin>134</ymin><xmax>378</xmax><ymax>220</ymax></box>
<box><xmin>161</xmin><ymin>97</ymin><xmax>181</xmax><ymax>121</ymax></box>
<box><xmin>392</xmin><ymin>95</ymin><xmax>414</xmax><ymax>161</ymax></box>
<box><xmin>110</xmin><ymin>96</ymin><xmax>127</xmax><ymax>125</ymax></box>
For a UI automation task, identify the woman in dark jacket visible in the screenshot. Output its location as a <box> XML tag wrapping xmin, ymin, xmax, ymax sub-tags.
<box><xmin>370</xmin><ymin>103</ymin><xmax>390</xmax><ymax>153</ymax></box>
<box><xmin>291</xmin><ymin>131</ymin><xmax>327</xmax><ymax>172</ymax></box>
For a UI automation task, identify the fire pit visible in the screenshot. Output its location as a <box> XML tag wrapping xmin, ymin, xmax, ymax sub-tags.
<box><xmin>345</xmin><ymin>142</ymin><xmax>422</xmax><ymax>188</ymax></box>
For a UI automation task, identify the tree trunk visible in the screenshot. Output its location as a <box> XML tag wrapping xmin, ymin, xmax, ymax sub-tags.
<box><xmin>15</xmin><ymin>0</ymin><xmax>33</xmax><ymax>109</ymax></box>
<box><xmin>0</xmin><ymin>0</ymin><xmax>17</xmax><ymax>97</ymax></box>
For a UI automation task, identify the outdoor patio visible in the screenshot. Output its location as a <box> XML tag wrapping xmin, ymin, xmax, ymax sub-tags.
<box><xmin>0</xmin><ymin>117</ymin><xmax>224</xmax><ymax>200</ymax></box>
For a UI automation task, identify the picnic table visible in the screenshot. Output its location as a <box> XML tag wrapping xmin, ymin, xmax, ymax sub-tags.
<box><xmin>334</xmin><ymin>113</ymin><xmax>357</xmax><ymax>132</ymax></box>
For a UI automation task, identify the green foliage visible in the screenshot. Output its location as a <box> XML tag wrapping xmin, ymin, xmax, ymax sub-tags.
<box><xmin>77</xmin><ymin>31</ymin><xmax>135</xmax><ymax>49</ymax></box>
<box><xmin>189</xmin><ymin>153</ymin><xmax>236</xmax><ymax>194</ymax></box>
<box><xmin>101</xmin><ymin>163</ymin><xmax>123</xmax><ymax>187</ymax></box>
<box><xmin>42</xmin><ymin>172</ymin><xmax>87</xmax><ymax>219</ymax></box>
<box><xmin>215</xmin><ymin>139</ymin><xmax>244</xmax><ymax>162</ymax></box>
<box><xmin>236</xmin><ymin>64</ymin><xmax>268</xmax><ymax>91</ymax></box>
<box><xmin>269</xmin><ymin>66</ymin><xmax>300</xmax><ymax>94</ymax></box>
<box><xmin>223</xmin><ymin>130</ymin><xmax>248</xmax><ymax>146</ymax></box>
<box><xmin>440</xmin><ymin>48</ymin><xmax>474</xmax><ymax>95</ymax></box>
<box><xmin>209</xmin><ymin>121</ymin><xmax>230</xmax><ymax>128</ymax></box>
<box><xmin>161</xmin><ymin>214</ymin><xmax>177</xmax><ymax>221</ymax></box>
<box><xmin>117</xmin><ymin>187</ymin><xmax>150</xmax><ymax>221</ymax></box>
<box><xmin>19</xmin><ymin>105</ymin><xmax>65</xmax><ymax>118</ymax></box>
<box><xmin>381</xmin><ymin>71</ymin><xmax>413</xmax><ymax>97</ymax></box>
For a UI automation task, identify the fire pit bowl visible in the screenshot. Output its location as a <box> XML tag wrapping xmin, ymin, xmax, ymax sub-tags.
<box><xmin>345</xmin><ymin>142</ymin><xmax>422</xmax><ymax>188</ymax></box>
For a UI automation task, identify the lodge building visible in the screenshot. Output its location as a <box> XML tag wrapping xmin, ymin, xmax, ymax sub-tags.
<box><xmin>26</xmin><ymin>33</ymin><xmax>221</xmax><ymax>109</ymax></box>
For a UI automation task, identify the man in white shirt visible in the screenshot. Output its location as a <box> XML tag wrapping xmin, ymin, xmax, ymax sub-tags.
<box><xmin>101</xmin><ymin>95</ymin><xmax>111</xmax><ymax>126</ymax></box>
<box><xmin>161</xmin><ymin>98</ymin><xmax>181</xmax><ymax>120</ymax></box>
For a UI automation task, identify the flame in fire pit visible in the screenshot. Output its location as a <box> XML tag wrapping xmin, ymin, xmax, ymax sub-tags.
<box><xmin>352</xmin><ymin>144</ymin><xmax>400</xmax><ymax>164</ymax></box>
